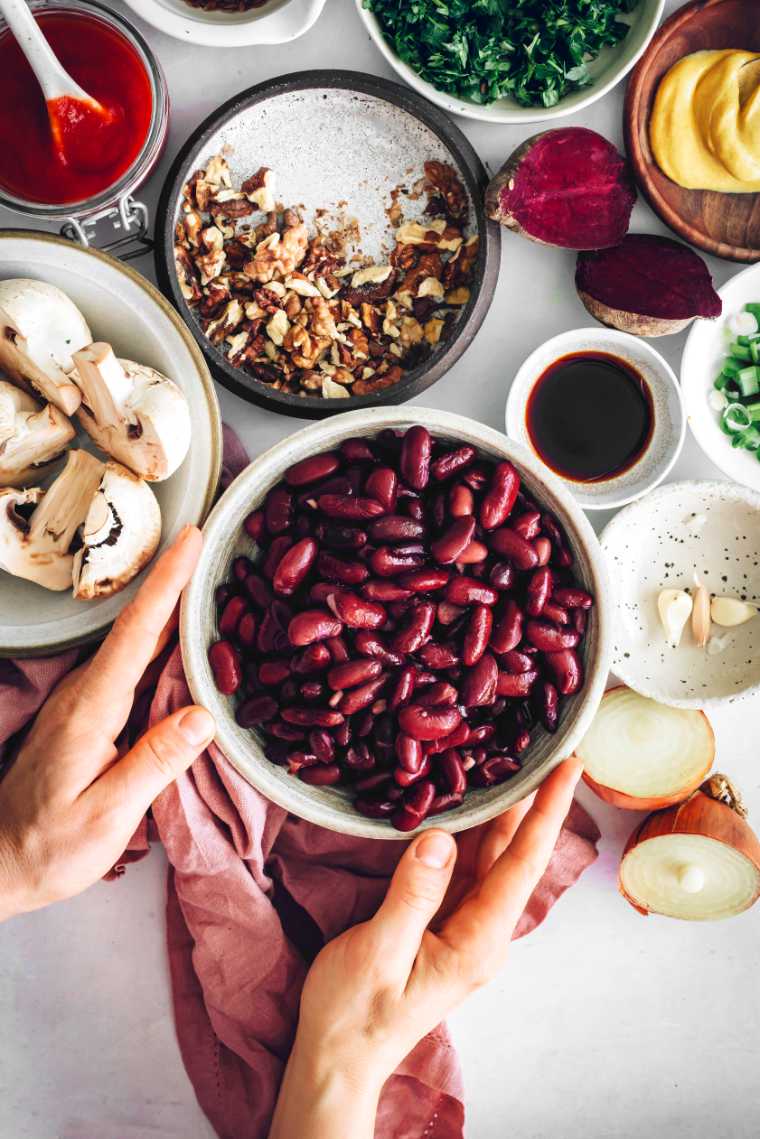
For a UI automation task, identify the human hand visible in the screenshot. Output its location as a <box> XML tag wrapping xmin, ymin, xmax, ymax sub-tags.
<box><xmin>269</xmin><ymin>758</ymin><xmax>582</xmax><ymax>1139</ymax></box>
<box><xmin>0</xmin><ymin>526</ymin><xmax>214</xmax><ymax>921</ymax></box>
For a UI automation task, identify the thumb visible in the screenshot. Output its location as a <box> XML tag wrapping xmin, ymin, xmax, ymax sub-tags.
<box><xmin>370</xmin><ymin>830</ymin><xmax>457</xmax><ymax>972</ymax></box>
<box><xmin>96</xmin><ymin>706</ymin><xmax>215</xmax><ymax>814</ymax></box>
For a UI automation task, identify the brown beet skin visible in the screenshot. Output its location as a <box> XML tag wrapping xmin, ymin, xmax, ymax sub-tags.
<box><xmin>485</xmin><ymin>127</ymin><xmax>636</xmax><ymax>250</ymax></box>
<box><xmin>576</xmin><ymin>234</ymin><xmax>722</xmax><ymax>321</ymax></box>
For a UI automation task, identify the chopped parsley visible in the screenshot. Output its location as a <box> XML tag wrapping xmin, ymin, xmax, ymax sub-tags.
<box><xmin>364</xmin><ymin>0</ymin><xmax>641</xmax><ymax>109</ymax></box>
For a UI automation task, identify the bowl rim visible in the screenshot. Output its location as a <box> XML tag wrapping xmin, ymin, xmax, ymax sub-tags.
<box><xmin>154</xmin><ymin>68</ymin><xmax>501</xmax><ymax>419</ymax></box>
<box><xmin>600</xmin><ymin>477</ymin><xmax>760</xmax><ymax>709</ymax></box>
<box><xmin>505</xmin><ymin>326</ymin><xmax>686</xmax><ymax>511</ymax></box>
<box><xmin>355</xmin><ymin>0</ymin><xmax>665</xmax><ymax>125</ymax></box>
<box><xmin>180</xmin><ymin>406</ymin><xmax>613</xmax><ymax>839</ymax></box>
<box><xmin>681</xmin><ymin>262</ymin><xmax>760</xmax><ymax>492</ymax></box>
<box><xmin>121</xmin><ymin>0</ymin><xmax>325</xmax><ymax>48</ymax></box>
<box><xmin>0</xmin><ymin>228</ymin><xmax>223</xmax><ymax>657</ymax></box>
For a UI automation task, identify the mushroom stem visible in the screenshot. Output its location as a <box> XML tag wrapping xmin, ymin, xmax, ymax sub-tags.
<box><xmin>28</xmin><ymin>449</ymin><xmax>103</xmax><ymax>553</ymax></box>
<box><xmin>72</xmin><ymin>342</ymin><xmax>131</xmax><ymax>428</ymax></box>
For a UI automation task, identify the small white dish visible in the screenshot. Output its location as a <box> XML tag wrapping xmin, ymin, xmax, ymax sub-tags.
<box><xmin>356</xmin><ymin>0</ymin><xmax>664</xmax><ymax>125</ymax></box>
<box><xmin>0</xmin><ymin>232</ymin><xmax>221</xmax><ymax>658</ymax></box>
<box><xmin>682</xmin><ymin>262</ymin><xmax>760</xmax><ymax>493</ymax></box>
<box><xmin>601</xmin><ymin>480</ymin><xmax>760</xmax><ymax>709</ymax></box>
<box><xmin>506</xmin><ymin>327</ymin><xmax>685</xmax><ymax>511</ymax></box>
<box><xmin>122</xmin><ymin>0</ymin><xmax>324</xmax><ymax>48</ymax></box>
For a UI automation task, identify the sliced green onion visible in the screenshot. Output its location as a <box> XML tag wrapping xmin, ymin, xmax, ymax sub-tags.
<box><xmin>746</xmin><ymin>401</ymin><xmax>760</xmax><ymax>423</ymax></box>
<box><xmin>751</xmin><ymin>340</ymin><xmax>760</xmax><ymax>365</ymax></box>
<box><xmin>723</xmin><ymin>358</ymin><xmax>743</xmax><ymax>376</ymax></box>
<box><xmin>731</xmin><ymin>342</ymin><xmax>753</xmax><ymax>361</ymax></box>
<box><xmin>723</xmin><ymin>403</ymin><xmax>752</xmax><ymax>433</ymax></box>
<box><xmin>737</xmin><ymin>366</ymin><xmax>760</xmax><ymax>397</ymax></box>
<box><xmin>732</xmin><ymin>426</ymin><xmax>760</xmax><ymax>450</ymax></box>
<box><xmin>745</xmin><ymin>303</ymin><xmax>760</xmax><ymax>322</ymax></box>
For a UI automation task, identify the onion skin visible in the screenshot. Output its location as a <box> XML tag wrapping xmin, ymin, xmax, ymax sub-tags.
<box><xmin>619</xmin><ymin>790</ymin><xmax>760</xmax><ymax>917</ymax></box>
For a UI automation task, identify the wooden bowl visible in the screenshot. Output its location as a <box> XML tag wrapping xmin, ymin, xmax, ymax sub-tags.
<box><xmin>624</xmin><ymin>0</ymin><xmax>760</xmax><ymax>262</ymax></box>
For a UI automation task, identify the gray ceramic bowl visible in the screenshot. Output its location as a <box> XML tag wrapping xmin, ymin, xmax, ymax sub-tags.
<box><xmin>180</xmin><ymin>407</ymin><xmax>613</xmax><ymax>839</ymax></box>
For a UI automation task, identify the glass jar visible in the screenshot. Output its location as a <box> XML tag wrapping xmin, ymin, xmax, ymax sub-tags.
<box><xmin>0</xmin><ymin>0</ymin><xmax>169</xmax><ymax>259</ymax></box>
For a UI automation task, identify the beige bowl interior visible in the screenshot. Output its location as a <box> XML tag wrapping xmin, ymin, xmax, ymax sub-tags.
<box><xmin>181</xmin><ymin>407</ymin><xmax>612</xmax><ymax>839</ymax></box>
<box><xmin>0</xmin><ymin>232</ymin><xmax>222</xmax><ymax>657</ymax></box>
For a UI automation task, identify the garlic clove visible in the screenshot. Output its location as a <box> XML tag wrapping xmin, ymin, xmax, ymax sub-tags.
<box><xmin>691</xmin><ymin>583</ymin><xmax>711</xmax><ymax>648</ymax></box>
<box><xmin>657</xmin><ymin>589</ymin><xmax>693</xmax><ymax>647</ymax></box>
<box><xmin>710</xmin><ymin>596</ymin><xmax>758</xmax><ymax>628</ymax></box>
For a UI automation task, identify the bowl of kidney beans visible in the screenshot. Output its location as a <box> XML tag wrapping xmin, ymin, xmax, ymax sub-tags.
<box><xmin>181</xmin><ymin>408</ymin><xmax>612</xmax><ymax>838</ymax></box>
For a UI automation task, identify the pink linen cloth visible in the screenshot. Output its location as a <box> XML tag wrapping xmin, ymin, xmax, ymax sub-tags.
<box><xmin>0</xmin><ymin>428</ymin><xmax>601</xmax><ymax>1139</ymax></box>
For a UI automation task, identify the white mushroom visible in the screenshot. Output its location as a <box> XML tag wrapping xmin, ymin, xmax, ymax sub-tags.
<box><xmin>71</xmin><ymin>343</ymin><xmax>191</xmax><ymax>482</ymax></box>
<box><xmin>0</xmin><ymin>380</ymin><xmax>75</xmax><ymax>487</ymax></box>
<box><xmin>73</xmin><ymin>461</ymin><xmax>161</xmax><ymax>600</ymax></box>
<box><xmin>0</xmin><ymin>449</ymin><xmax>104</xmax><ymax>591</ymax></box>
<box><xmin>0</xmin><ymin>279</ymin><xmax>91</xmax><ymax>415</ymax></box>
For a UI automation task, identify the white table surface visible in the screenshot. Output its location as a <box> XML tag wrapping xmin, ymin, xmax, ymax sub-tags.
<box><xmin>1</xmin><ymin>2</ymin><xmax>759</xmax><ymax>1136</ymax></box>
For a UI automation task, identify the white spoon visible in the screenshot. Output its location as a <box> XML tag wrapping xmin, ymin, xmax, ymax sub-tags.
<box><xmin>0</xmin><ymin>0</ymin><xmax>116</xmax><ymax>167</ymax></box>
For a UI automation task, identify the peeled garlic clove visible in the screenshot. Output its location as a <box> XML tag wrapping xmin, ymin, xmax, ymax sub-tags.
<box><xmin>658</xmin><ymin>589</ymin><xmax>693</xmax><ymax>647</ymax></box>
<box><xmin>691</xmin><ymin>584</ymin><xmax>711</xmax><ymax>647</ymax></box>
<box><xmin>710</xmin><ymin>596</ymin><xmax>758</xmax><ymax>628</ymax></box>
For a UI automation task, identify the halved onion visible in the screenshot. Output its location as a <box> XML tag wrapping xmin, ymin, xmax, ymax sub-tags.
<box><xmin>576</xmin><ymin>686</ymin><xmax>714</xmax><ymax>810</ymax></box>
<box><xmin>620</xmin><ymin>777</ymin><xmax>760</xmax><ymax>921</ymax></box>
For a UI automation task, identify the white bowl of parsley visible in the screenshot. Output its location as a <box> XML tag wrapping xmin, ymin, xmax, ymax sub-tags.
<box><xmin>357</xmin><ymin>0</ymin><xmax>664</xmax><ymax>123</ymax></box>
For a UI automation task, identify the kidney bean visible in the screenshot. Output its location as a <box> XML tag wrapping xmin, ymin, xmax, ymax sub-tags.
<box><xmin>457</xmin><ymin>541</ymin><xmax>488</xmax><ymax>565</ymax></box>
<box><xmin>281</xmin><ymin>707</ymin><xmax>344</xmax><ymax>728</ymax></box>
<box><xmin>553</xmin><ymin>586</ymin><xmax>593</xmax><ymax>610</ymax></box>
<box><xmin>318</xmin><ymin>495</ymin><xmax>384</xmax><ymax>521</ymax></box>
<box><xmin>309</xmin><ymin>582</ymin><xmax>336</xmax><ymax>605</ymax></box>
<box><xmin>463</xmin><ymin>464</ymin><xmax>488</xmax><ymax>491</ymax></box>
<box><xmin>316</xmin><ymin>551</ymin><xmax>369</xmax><ymax>586</ymax></box>
<box><xmin>468</xmin><ymin>724</ymin><xmax>496</xmax><ymax>745</ymax></box>
<box><xmin>288</xmin><ymin>609</ymin><xmax>343</xmax><ymax>646</ymax></box>
<box><xmin>471</xmin><ymin>756</ymin><xmax>520</xmax><ymax>787</ymax></box>
<box><xmin>370</xmin><ymin>545</ymin><xmax>425</xmax><ymax>577</ymax></box>
<box><xmin>535</xmin><ymin>681</ymin><xmax>559</xmax><ymax>733</ymax></box>
<box><xmin>512</xmin><ymin>730</ymin><xmax>531</xmax><ymax>754</ymax></box>
<box><xmin>233</xmin><ymin>555</ymin><xmax>255</xmax><ymax>583</ymax></box>
<box><xmin>343</xmin><ymin>743</ymin><xmax>374</xmax><ymax>771</ymax></box>
<box><xmin>400</xmin><ymin>425</ymin><xmax>432</xmax><ymax>490</ymax></box>
<box><xmin>431</xmin><ymin>444</ymin><xmax>476</xmax><ymax>481</ymax></box>
<box><xmin>488</xmin><ymin>527</ymin><xmax>539</xmax><ymax>570</ymax></box>
<box><xmin>500</xmin><ymin>650</ymin><xmax>533</xmax><ymax>674</ymax></box>
<box><xmin>327</xmin><ymin>658</ymin><xmax>383</xmax><ymax>691</ymax></box>
<box><xmin>524</xmin><ymin>619</ymin><xmax>580</xmax><ymax>652</ymax></box>
<box><xmin>542</xmin><ymin>601</ymin><xmax>569</xmax><ymax>626</ymax></box>
<box><xmin>316</xmin><ymin>523</ymin><xmax>368</xmax><ymax>551</ymax></box>
<box><xmin>526</xmin><ymin>566</ymin><xmax>553</xmax><ymax>617</ymax></box>
<box><xmin>355</xmin><ymin>772</ymin><xmax>393</xmax><ymax>795</ymax></box>
<box><xmin>236</xmin><ymin>694</ymin><xmax>278</xmax><ymax>727</ymax></box>
<box><xmin>354</xmin><ymin>631</ymin><xmax>404</xmax><ymax>667</ymax></box>
<box><xmin>543</xmin><ymin>649</ymin><xmax>584</xmax><ymax>696</ymax></box>
<box><xmin>461</xmin><ymin>652</ymin><xmax>498</xmax><ymax>707</ymax></box>
<box><xmin>573</xmin><ymin>608</ymin><xmax>588</xmax><ymax>636</ymax></box>
<box><xmin>325</xmin><ymin>635</ymin><xmax>349</xmax><ymax>663</ymax></box>
<box><xmin>489</xmin><ymin>562</ymin><xmax>515</xmax><ymax>591</ymax></box>
<box><xmin>534</xmin><ymin>537</ymin><xmax>552</xmax><ymax>566</ymax></box>
<box><xmin>257</xmin><ymin>602</ymin><xmax>293</xmax><ymax>655</ymax></box>
<box><xmin>262</xmin><ymin>535</ymin><xmax>292</xmax><ymax>581</ymax></box>
<box><xmin>430</xmin><ymin>792</ymin><xmax>465</xmax><ymax>816</ymax></box>
<box><xmin>300</xmin><ymin>679</ymin><xmax>326</xmax><ymax>701</ymax></box>
<box><xmin>329</xmin><ymin>590</ymin><xmax>386</xmax><ymax>630</ymax></box>
<box><xmin>244</xmin><ymin>573</ymin><xmax>273</xmax><ymax>609</ymax></box>
<box><xmin>440</xmin><ymin>749</ymin><xmax>467</xmax><ymax>796</ymax></box>
<box><xmin>415</xmin><ymin>681</ymin><xmax>458</xmax><ymax>707</ymax></box>
<box><xmin>436</xmin><ymin>602</ymin><xmax>464</xmax><ymax>626</ymax></box>
<box><xmin>491</xmin><ymin>599</ymin><xmax>523</xmax><ymax>653</ymax></box>
<box><xmin>389</xmin><ymin>664</ymin><xmax>417</xmax><ymax>711</ymax></box>
<box><xmin>259</xmin><ymin>660</ymin><xmax>290</xmax><ymax>686</ymax></box>
<box><xmin>215</xmin><ymin>583</ymin><xmax>235</xmax><ymax>611</ymax></box>
<box><xmin>391</xmin><ymin>602</ymin><xmax>436</xmax><ymax>654</ymax></box>
<box><xmin>445</xmin><ymin>577</ymin><xmax>498</xmax><ymax>606</ymax></box>
<box><xmin>237</xmin><ymin>611</ymin><xmax>258</xmax><ymax>649</ymax></box>
<box><xmin>394</xmin><ymin>754</ymin><xmax>433</xmax><ymax>787</ymax></box>
<box><xmin>362</xmin><ymin>580</ymin><xmax>412</xmax><ymax>602</ymax></box>
<box><xmin>264</xmin><ymin>486</ymin><xmax>292</xmax><ymax>535</ymax></box>
<box><xmin>266</xmin><ymin>719</ymin><xmax>305</xmax><ymax>741</ymax></box>
<box><xmin>369</xmin><ymin>515</ymin><xmax>425</xmax><ymax>543</ymax></box>
<box><xmin>397</xmin><ymin>704</ymin><xmax>462</xmax><ymax>741</ymax></box>
<box><xmin>284</xmin><ymin>452</ymin><xmax>340</xmax><ymax>487</ymax></box>
<box><xmin>431</xmin><ymin>516</ymin><xmax>476</xmax><ymax>564</ymax></box>
<box><xmin>365</xmin><ymin>466</ymin><xmax>398</xmax><ymax>512</ymax></box>
<box><xmin>244</xmin><ymin>509</ymin><xmax>264</xmax><ymax>541</ymax></box>
<box><xmin>396</xmin><ymin>732</ymin><xmax>425</xmax><ymax>774</ymax></box>
<box><xmin>512</xmin><ymin>510</ymin><xmax>542</xmax><ymax>541</ymax></box>
<box><xmin>426</xmin><ymin>722</ymin><xmax>472</xmax><ymax>755</ymax></box>
<box><xmin>418</xmin><ymin>641</ymin><xmax>460</xmax><ymax>670</ymax></box>
<box><xmin>341</xmin><ymin>437</ymin><xmax>377</xmax><ymax>462</ymax></box>
<box><xmin>272</xmin><ymin>538</ymin><xmax>317</xmax><ymax>596</ymax></box>
<box><xmin>398</xmin><ymin>568</ymin><xmax>450</xmax><ymax>593</ymax></box>
<box><xmin>298</xmin><ymin>764</ymin><xmax>342</xmax><ymax>786</ymax></box>
<box><xmin>480</xmin><ymin>462</ymin><xmax>520</xmax><ymax>530</ymax></box>
<box><xmin>219</xmin><ymin>595</ymin><xmax>247</xmax><ymax>639</ymax></box>
<box><xmin>391</xmin><ymin>779</ymin><xmax>436</xmax><ymax>831</ymax></box>
<box><xmin>405</xmin><ymin>497</ymin><xmax>425</xmax><ymax>522</ymax></box>
<box><xmin>449</xmin><ymin>483</ymin><xmax>474</xmax><ymax>517</ymax></box>
<box><xmin>208</xmin><ymin>638</ymin><xmax>242</xmax><ymax>698</ymax></box>
<box><xmin>496</xmin><ymin>670</ymin><xmax>538</xmax><ymax>697</ymax></box>
<box><xmin>463</xmin><ymin>604</ymin><xmax>493</xmax><ymax>667</ymax></box>
<box><xmin>355</xmin><ymin>798</ymin><xmax>396</xmax><ymax>819</ymax></box>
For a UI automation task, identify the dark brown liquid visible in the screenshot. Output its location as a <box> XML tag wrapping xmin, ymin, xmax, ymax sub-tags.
<box><xmin>526</xmin><ymin>351</ymin><xmax>654</xmax><ymax>483</ymax></box>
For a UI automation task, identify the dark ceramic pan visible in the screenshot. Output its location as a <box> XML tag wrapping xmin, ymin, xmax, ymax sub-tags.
<box><xmin>155</xmin><ymin>69</ymin><xmax>500</xmax><ymax>418</ymax></box>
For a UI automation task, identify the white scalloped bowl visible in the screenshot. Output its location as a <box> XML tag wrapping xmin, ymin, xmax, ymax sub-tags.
<box><xmin>181</xmin><ymin>407</ymin><xmax>613</xmax><ymax>839</ymax></box>
<box><xmin>122</xmin><ymin>0</ymin><xmax>324</xmax><ymax>47</ymax></box>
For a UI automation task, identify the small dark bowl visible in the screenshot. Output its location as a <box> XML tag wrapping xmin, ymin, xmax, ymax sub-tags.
<box><xmin>155</xmin><ymin>69</ymin><xmax>500</xmax><ymax>418</ymax></box>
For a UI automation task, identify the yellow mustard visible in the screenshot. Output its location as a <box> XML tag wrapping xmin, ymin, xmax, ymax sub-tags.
<box><xmin>650</xmin><ymin>49</ymin><xmax>760</xmax><ymax>193</ymax></box>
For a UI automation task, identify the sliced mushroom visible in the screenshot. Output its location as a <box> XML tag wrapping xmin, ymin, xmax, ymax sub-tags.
<box><xmin>72</xmin><ymin>343</ymin><xmax>191</xmax><ymax>481</ymax></box>
<box><xmin>0</xmin><ymin>279</ymin><xmax>91</xmax><ymax>415</ymax></box>
<box><xmin>0</xmin><ymin>380</ymin><xmax>75</xmax><ymax>487</ymax></box>
<box><xmin>0</xmin><ymin>449</ymin><xmax>104</xmax><ymax>590</ymax></box>
<box><xmin>73</xmin><ymin>461</ymin><xmax>161</xmax><ymax>600</ymax></box>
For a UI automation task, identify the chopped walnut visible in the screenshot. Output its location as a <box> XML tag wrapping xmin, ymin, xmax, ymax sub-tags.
<box><xmin>245</xmin><ymin>223</ymin><xmax>309</xmax><ymax>284</ymax></box>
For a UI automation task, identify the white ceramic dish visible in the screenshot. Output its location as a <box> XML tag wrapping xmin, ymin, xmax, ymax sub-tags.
<box><xmin>0</xmin><ymin>232</ymin><xmax>222</xmax><ymax>658</ymax></box>
<box><xmin>181</xmin><ymin>406</ymin><xmax>613</xmax><ymax>840</ymax></box>
<box><xmin>601</xmin><ymin>480</ymin><xmax>760</xmax><ymax>709</ymax></box>
<box><xmin>506</xmin><ymin>327</ymin><xmax>685</xmax><ymax>510</ymax></box>
<box><xmin>356</xmin><ymin>0</ymin><xmax>664</xmax><ymax>124</ymax></box>
<box><xmin>122</xmin><ymin>0</ymin><xmax>324</xmax><ymax>47</ymax></box>
<box><xmin>682</xmin><ymin>263</ymin><xmax>760</xmax><ymax>493</ymax></box>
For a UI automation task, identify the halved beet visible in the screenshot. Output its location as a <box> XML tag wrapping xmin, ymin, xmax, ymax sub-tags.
<box><xmin>575</xmin><ymin>234</ymin><xmax>722</xmax><ymax>337</ymax></box>
<box><xmin>485</xmin><ymin>128</ymin><xmax>636</xmax><ymax>251</ymax></box>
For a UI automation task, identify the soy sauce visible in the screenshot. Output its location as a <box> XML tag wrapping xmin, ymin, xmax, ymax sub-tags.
<box><xmin>526</xmin><ymin>351</ymin><xmax>654</xmax><ymax>483</ymax></box>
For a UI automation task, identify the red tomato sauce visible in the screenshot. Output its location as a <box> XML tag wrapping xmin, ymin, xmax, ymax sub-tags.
<box><xmin>0</xmin><ymin>11</ymin><xmax>152</xmax><ymax>205</ymax></box>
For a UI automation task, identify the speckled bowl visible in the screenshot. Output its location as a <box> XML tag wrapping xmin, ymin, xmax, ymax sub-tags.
<box><xmin>506</xmin><ymin>328</ymin><xmax>685</xmax><ymax>510</ymax></box>
<box><xmin>180</xmin><ymin>407</ymin><xmax>613</xmax><ymax>839</ymax></box>
<box><xmin>601</xmin><ymin>480</ymin><xmax>760</xmax><ymax>708</ymax></box>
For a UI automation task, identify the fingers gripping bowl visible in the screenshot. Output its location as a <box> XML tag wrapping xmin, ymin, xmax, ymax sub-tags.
<box><xmin>181</xmin><ymin>409</ymin><xmax>612</xmax><ymax>839</ymax></box>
